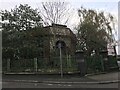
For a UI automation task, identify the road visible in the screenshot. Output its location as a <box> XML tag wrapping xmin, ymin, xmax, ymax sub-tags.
<box><xmin>1</xmin><ymin>71</ymin><xmax>120</xmax><ymax>88</ymax></box>
<box><xmin>2</xmin><ymin>81</ymin><xmax>119</xmax><ymax>88</ymax></box>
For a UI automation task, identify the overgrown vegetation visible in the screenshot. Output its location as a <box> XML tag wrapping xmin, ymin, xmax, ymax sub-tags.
<box><xmin>1</xmin><ymin>4</ymin><xmax>117</xmax><ymax>74</ymax></box>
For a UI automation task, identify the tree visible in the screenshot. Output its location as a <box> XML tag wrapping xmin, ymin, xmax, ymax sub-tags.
<box><xmin>1</xmin><ymin>4</ymin><xmax>44</xmax><ymax>60</ymax></box>
<box><xmin>40</xmin><ymin>2</ymin><xmax>71</xmax><ymax>26</ymax></box>
<box><xmin>76</xmin><ymin>7</ymin><xmax>115</xmax><ymax>56</ymax></box>
<box><xmin>1</xmin><ymin>4</ymin><xmax>43</xmax><ymax>32</ymax></box>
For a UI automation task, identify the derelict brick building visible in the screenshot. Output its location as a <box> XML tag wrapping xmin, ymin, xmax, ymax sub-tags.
<box><xmin>41</xmin><ymin>24</ymin><xmax>77</xmax><ymax>64</ymax></box>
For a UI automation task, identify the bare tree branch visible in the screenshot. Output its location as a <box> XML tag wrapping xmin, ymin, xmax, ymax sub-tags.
<box><xmin>40</xmin><ymin>2</ymin><xmax>71</xmax><ymax>26</ymax></box>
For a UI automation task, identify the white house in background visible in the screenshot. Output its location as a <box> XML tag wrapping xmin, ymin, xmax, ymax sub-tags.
<box><xmin>118</xmin><ymin>40</ymin><xmax>120</xmax><ymax>55</ymax></box>
<box><xmin>118</xmin><ymin>1</ymin><xmax>120</xmax><ymax>55</ymax></box>
<box><xmin>107</xmin><ymin>43</ymin><xmax>116</xmax><ymax>56</ymax></box>
<box><xmin>118</xmin><ymin>28</ymin><xmax>120</xmax><ymax>55</ymax></box>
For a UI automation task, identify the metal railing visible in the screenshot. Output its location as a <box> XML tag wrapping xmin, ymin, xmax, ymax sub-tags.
<box><xmin>2</xmin><ymin>56</ymin><xmax>78</xmax><ymax>74</ymax></box>
<box><xmin>2</xmin><ymin>55</ymin><xmax>118</xmax><ymax>74</ymax></box>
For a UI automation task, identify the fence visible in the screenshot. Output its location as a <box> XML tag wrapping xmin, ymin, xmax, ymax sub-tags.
<box><xmin>86</xmin><ymin>55</ymin><xmax>118</xmax><ymax>73</ymax></box>
<box><xmin>2</xmin><ymin>55</ymin><xmax>118</xmax><ymax>74</ymax></box>
<box><xmin>2</xmin><ymin>56</ymin><xmax>78</xmax><ymax>74</ymax></box>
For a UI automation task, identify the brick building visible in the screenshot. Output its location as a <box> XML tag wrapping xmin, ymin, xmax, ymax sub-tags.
<box><xmin>39</xmin><ymin>24</ymin><xmax>77</xmax><ymax>65</ymax></box>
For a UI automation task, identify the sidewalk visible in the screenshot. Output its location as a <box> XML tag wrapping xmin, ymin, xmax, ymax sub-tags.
<box><xmin>2</xmin><ymin>71</ymin><xmax>120</xmax><ymax>84</ymax></box>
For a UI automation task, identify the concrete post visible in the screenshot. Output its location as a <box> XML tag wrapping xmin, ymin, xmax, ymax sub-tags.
<box><xmin>7</xmin><ymin>59</ymin><xmax>10</xmax><ymax>72</ymax></box>
<box><xmin>75</xmin><ymin>51</ymin><xmax>86</xmax><ymax>76</ymax></box>
<box><xmin>100</xmin><ymin>57</ymin><xmax>104</xmax><ymax>71</ymax></box>
<box><xmin>34</xmin><ymin>58</ymin><xmax>37</xmax><ymax>72</ymax></box>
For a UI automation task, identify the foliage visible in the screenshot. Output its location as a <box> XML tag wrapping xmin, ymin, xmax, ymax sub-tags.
<box><xmin>108</xmin><ymin>55</ymin><xmax>118</xmax><ymax>67</ymax></box>
<box><xmin>2</xmin><ymin>28</ymin><xmax>45</xmax><ymax>59</ymax></box>
<box><xmin>1</xmin><ymin>4</ymin><xmax>44</xmax><ymax>60</ymax></box>
<box><xmin>1</xmin><ymin>4</ymin><xmax>43</xmax><ymax>31</ymax></box>
<box><xmin>86</xmin><ymin>55</ymin><xmax>103</xmax><ymax>73</ymax></box>
<box><xmin>76</xmin><ymin>7</ymin><xmax>115</xmax><ymax>56</ymax></box>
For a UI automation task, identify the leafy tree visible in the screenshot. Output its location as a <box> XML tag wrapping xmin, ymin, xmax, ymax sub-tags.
<box><xmin>1</xmin><ymin>4</ymin><xmax>43</xmax><ymax>32</ymax></box>
<box><xmin>2</xmin><ymin>27</ymin><xmax>45</xmax><ymax>60</ymax></box>
<box><xmin>76</xmin><ymin>7</ymin><xmax>115</xmax><ymax>56</ymax></box>
<box><xmin>1</xmin><ymin>4</ymin><xmax>44</xmax><ymax>60</ymax></box>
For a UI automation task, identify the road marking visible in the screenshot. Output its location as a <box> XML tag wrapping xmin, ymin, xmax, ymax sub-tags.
<box><xmin>34</xmin><ymin>84</ymin><xmax>37</xmax><ymax>86</ymax></box>
<box><xmin>57</xmin><ymin>84</ymin><xmax>71</xmax><ymax>86</ymax></box>
<box><xmin>68</xmin><ymin>85</ymin><xmax>72</xmax><ymax>86</ymax></box>
<box><xmin>58</xmin><ymin>84</ymin><xmax>62</xmax><ymax>86</ymax></box>
<box><xmin>63</xmin><ymin>85</ymin><xmax>66</xmax><ymax>86</ymax></box>
<box><xmin>47</xmin><ymin>84</ymin><xmax>53</xmax><ymax>86</ymax></box>
<box><xmin>62</xmin><ymin>84</ymin><xmax>72</xmax><ymax>87</ymax></box>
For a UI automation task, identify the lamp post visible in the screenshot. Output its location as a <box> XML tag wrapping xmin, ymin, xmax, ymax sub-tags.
<box><xmin>58</xmin><ymin>43</ymin><xmax>63</xmax><ymax>78</ymax></box>
<box><xmin>56</xmin><ymin>40</ymin><xmax>65</xmax><ymax>78</ymax></box>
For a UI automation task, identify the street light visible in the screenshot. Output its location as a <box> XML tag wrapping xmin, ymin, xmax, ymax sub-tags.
<box><xmin>56</xmin><ymin>40</ymin><xmax>65</xmax><ymax>78</ymax></box>
<box><xmin>58</xmin><ymin>43</ymin><xmax>63</xmax><ymax>78</ymax></box>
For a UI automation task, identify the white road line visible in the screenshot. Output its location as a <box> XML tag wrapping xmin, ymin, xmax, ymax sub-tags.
<box><xmin>63</xmin><ymin>84</ymin><xmax>72</xmax><ymax>86</ymax></box>
<box><xmin>68</xmin><ymin>85</ymin><xmax>72</xmax><ymax>86</ymax></box>
<box><xmin>34</xmin><ymin>84</ymin><xmax>38</xmax><ymax>86</ymax></box>
<box><xmin>47</xmin><ymin>84</ymin><xmax>53</xmax><ymax>85</ymax></box>
<box><xmin>58</xmin><ymin>84</ymin><xmax>62</xmax><ymax>86</ymax></box>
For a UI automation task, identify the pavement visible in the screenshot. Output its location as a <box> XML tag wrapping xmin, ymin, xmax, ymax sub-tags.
<box><xmin>2</xmin><ymin>71</ymin><xmax>120</xmax><ymax>84</ymax></box>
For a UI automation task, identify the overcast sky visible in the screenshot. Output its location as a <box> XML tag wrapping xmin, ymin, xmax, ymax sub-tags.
<box><xmin>0</xmin><ymin>0</ymin><xmax>119</xmax><ymax>54</ymax></box>
<box><xmin>0</xmin><ymin>0</ymin><xmax>118</xmax><ymax>29</ymax></box>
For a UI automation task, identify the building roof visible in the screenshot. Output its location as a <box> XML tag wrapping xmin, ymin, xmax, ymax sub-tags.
<box><xmin>43</xmin><ymin>24</ymin><xmax>77</xmax><ymax>40</ymax></box>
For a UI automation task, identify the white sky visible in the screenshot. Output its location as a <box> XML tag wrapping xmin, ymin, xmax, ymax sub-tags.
<box><xmin>0</xmin><ymin>0</ymin><xmax>118</xmax><ymax>24</ymax></box>
<box><xmin>0</xmin><ymin>0</ymin><xmax>119</xmax><ymax>54</ymax></box>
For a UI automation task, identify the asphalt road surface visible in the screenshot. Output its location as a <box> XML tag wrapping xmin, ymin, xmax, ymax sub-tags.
<box><xmin>2</xmin><ymin>71</ymin><xmax>120</xmax><ymax>88</ymax></box>
<box><xmin>2</xmin><ymin>81</ymin><xmax>119</xmax><ymax>88</ymax></box>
